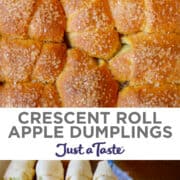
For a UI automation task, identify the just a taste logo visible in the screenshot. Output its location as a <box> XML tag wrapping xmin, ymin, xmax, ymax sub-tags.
<box><xmin>7</xmin><ymin>110</ymin><xmax>173</xmax><ymax>158</ymax></box>
<box><xmin>55</xmin><ymin>142</ymin><xmax>125</xmax><ymax>158</ymax></box>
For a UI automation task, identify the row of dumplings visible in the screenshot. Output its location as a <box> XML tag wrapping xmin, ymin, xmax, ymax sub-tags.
<box><xmin>4</xmin><ymin>160</ymin><xmax>123</xmax><ymax>180</ymax></box>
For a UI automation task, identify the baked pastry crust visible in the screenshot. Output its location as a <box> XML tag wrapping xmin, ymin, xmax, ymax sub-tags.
<box><xmin>62</xmin><ymin>0</ymin><xmax>120</xmax><ymax>60</ymax></box>
<box><xmin>109</xmin><ymin>0</ymin><xmax>180</xmax><ymax>34</ymax></box>
<box><xmin>108</xmin><ymin>0</ymin><xmax>144</xmax><ymax>34</ymax></box>
<box><xmin>0</xmin><ymin>38</ymin><xmax>66</xmax><ymax>83</ymax></box>
<box><xmin>0</xmin><ymin>0</ymin><xmax>65</xmax><ymax>42</ymax></box>
<box><xmin>0</xmin><ymin>83</ymin><xmax>61</xmax><ymax>107</ymax></box>
<box><xmin>109</xmin><ymin>33</ymin><xmax>180</xmax><ymax>85</ymax></box>
<box><xmin>144</xmin><ymin>0</ymin><xmax>180</xmax><ymax>33</ymax></box>
<box><xmin>0</xmin><ymin>0</ymin><xmax>37</xmax><ymax>38</ymax></box>
<box><xmin>68</xmin><ymin>28</ymin><xmax>120</xmax><ymax>60</ymax></box>
<box><xmin>56</xmin><ymin>49</ymin><xmax>118</xmax><ymax>107</ymax></box>
<box><xmin>0</xmin><ymin>0</ymin><xmax>179</xmax><ymax>107</ymax></box>
<box><xmin>117</xmin><ymin>84</ymin><xmax>180</xmax><ymax>107</ymax></box>
<box><xmin>0</xmin><ymin>38</ymin><xmax>42</xmax><ymax>83</ymax></box>
<box><xmin>32</xmin><ymin>43</ymin><xmax>66</xmax><ymax>83</ymax></box>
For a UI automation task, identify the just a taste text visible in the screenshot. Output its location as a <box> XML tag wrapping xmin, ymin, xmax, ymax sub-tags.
<box><xmin>55</xmin><ymin>142</ymin><xmax>125</xmax><ymax>157</ymax></box>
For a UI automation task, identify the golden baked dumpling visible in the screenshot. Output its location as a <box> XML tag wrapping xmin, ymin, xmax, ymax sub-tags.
<box><xmin>62</xmin><ymin>0</ymin><xmax>120</xmax><ymax>60</ymax></box>
<box><xmin>56</xmin><ymin>49</ymin><xmax>119</xmax><ymax>107</ymax></box>
<box><xmin>117</xmin><ymin>84</ymin><xmax>180</xmax><ymax>107</ymax></box>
